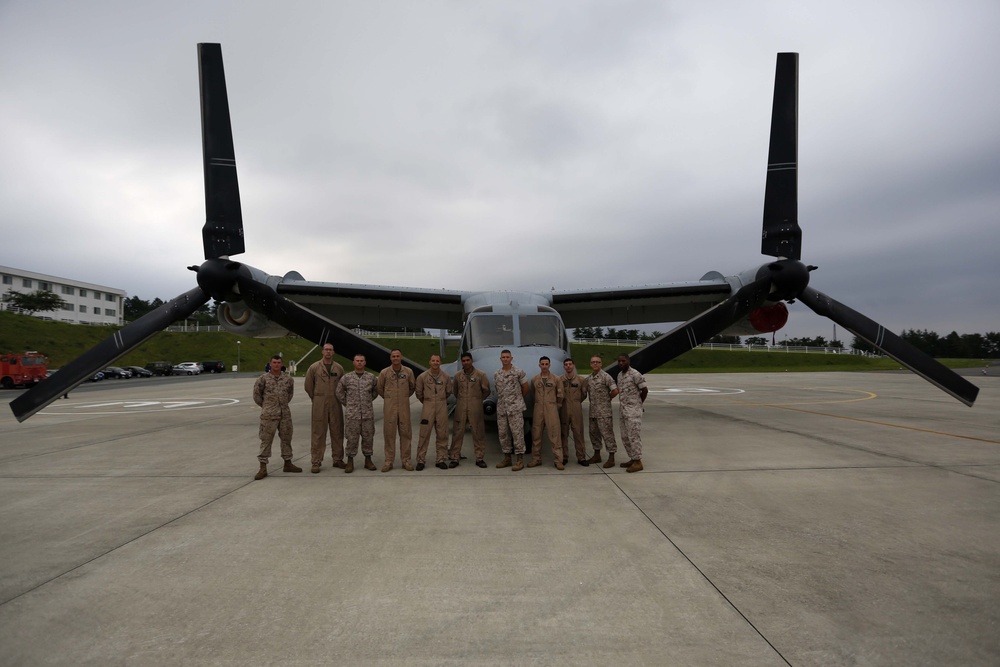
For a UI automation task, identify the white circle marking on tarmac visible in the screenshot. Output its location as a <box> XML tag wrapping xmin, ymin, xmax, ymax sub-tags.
<box><xmin>39</xmin><ymin>398</ymin><xmax>241</xmax><ymax>415</ymax></box>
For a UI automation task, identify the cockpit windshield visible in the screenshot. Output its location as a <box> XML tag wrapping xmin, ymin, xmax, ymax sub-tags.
<box><xmin>465</xmin><ymin>315</ymin><xmax>515</xmax><ymax>348</ymax></box>
<box><xmin>519</xmin><ymin>314</ymin><xmax>563</xmax><ymax>348</ymax></box>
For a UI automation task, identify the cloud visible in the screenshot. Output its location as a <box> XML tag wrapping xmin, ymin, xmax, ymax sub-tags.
<box><xmin>1</xmin><ymin>0</ymin><xmax>997</xmax><ymax>342</ymax></box>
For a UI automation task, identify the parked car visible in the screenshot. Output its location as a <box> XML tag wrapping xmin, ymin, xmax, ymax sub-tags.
<box><xmin>89</xmin><ymin>371</ymin><xmax>105</xmax><ymax>382</ymax></box>
<box><xmin>145</xmin><ymin>361</ymin><xmax>173</xmax><ymax>376</ymax></box>
<box><xmin>125</xmin><ymin>366</ymin><xmax>153</xmax><ymax>378</ymax></box>
<box><xmin>172</xmin><ymin>362</ymin><xmax>202</xmax><ymax>376</ymax></box>
<box><xmin>200</xmin><ymin>360</ymin><xmax>225</xmax><ymax>373</ymax></box>
<box><xmin>103</xmin><ymin>366</ymin><xmax>132</xmax><ymax>379</ymax></box>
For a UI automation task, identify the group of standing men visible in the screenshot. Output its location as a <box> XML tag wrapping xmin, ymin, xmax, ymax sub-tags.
<box><xmin>252</xmin><ymin>344</ymin><xmax>648</xmax><ymax>480</ymax></box>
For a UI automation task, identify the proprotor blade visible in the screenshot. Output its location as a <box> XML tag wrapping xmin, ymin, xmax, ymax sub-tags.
<box><xmin>762</xmin><ymin>52</ymin><xmax>801</xmax><ymax>260</ymax></box>
<box><xmin>10</xmin><ymin>287</ymin><xmax>210</xmax><ymax>422</ymax></box>
<box><xmin>198</xmin><ymin>43</ymin><xmax>245</xmax><ymax>260</ymax></box>
<box><xmin>611</xmin><ymin>275</ymin><xmax>772</xmax><ymax>378</ymax></box>
<box><xmin>798</xmin><ymin>286</ymin><xmax>979</xmax><ymax>406</ymax></box>
<box><xmin>234</xmin><ymin>270</ymin><xmax>427</xmax><ymax>376</ymax></box>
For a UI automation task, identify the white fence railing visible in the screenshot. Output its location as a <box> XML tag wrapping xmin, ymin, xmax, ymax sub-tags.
<box><xmin>156</xmin><ymin>327</ymin><xmax>867</xmax><ymax>355</ymax></box>
<box><xmin>573</xmin><ymin>338</ymin><xmax>868</xmax><ymax>355</ymax></box>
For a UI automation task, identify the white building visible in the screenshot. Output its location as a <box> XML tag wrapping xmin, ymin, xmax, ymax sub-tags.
<box><xmin>0</xmin><ymin>265</ymin><xmax>126</xmax><ymax>326</ymax></box>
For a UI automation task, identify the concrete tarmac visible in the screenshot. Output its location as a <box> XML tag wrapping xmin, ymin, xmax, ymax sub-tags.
<box><xmin>1</xmin><ymin>371</ymin><xmax>997</xmax><ymax>666</ymax></box>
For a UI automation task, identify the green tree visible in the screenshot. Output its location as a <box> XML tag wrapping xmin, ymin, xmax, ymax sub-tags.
<box><xmin>902</xmin><ymin>329</ymin><xmax>940</xmax><ymax>356</ymax></box>
<box><xmin>851</xmin><ymin>336</ymin><xmax>878</xmax><ymax>354</ymax></box>
<box><xmin>983</xmin><ymin>332</ymin><xmax>1000</xmax><ymax>358</ymax></box>
<box><xmin>745</xmin><ymin>336</ymin><xmax>768</xmax><ymax>346</ymax></box>
<box><xmin>124</xmin><ymin>296</ymin><xmax>153</xmax><ymax>321</ymax></box>
<box><xmin>4</xmin><ymin>289</ymin><xmax>67</xmax><ymax>316</ymax></box>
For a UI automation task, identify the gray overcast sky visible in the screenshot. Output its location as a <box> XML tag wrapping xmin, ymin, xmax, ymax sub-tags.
<box><xmin>1</xmin><ymin>0</ymin><xmax>998</xmax><ymax>342</ymax></box>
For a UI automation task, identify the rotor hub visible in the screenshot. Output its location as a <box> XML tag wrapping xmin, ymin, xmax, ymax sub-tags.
<box><xmin>195</xmin><ymin>258</ymin><xmax>243</xmax><ymax>303</ymax></box>
<box><xmin>764</xmin><ymin>259</ymin><xmax>811</xmax><ymax>301</ymax></box>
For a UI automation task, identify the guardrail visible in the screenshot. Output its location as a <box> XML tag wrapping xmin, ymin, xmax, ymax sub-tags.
<box><xmin>572</xmin><ymin>338</ymin><xmax>868</xmax><ymax>355</ymax></box>
<box><xmin>157</xmin><ymin>327</ymin><xmax>865</xmax><ymax>355</ymax></box>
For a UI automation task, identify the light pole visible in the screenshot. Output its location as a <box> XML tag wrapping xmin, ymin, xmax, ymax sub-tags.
<box><xmin>237</xmin><ymin>340</ymin><xmax>241</xmax><ymax>373</ymax></box>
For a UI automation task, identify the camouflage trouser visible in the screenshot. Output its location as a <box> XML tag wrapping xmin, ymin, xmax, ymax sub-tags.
<box><xmin>417</xmin><ymin>403</ymin><xmax>449</xmax><ymax>464</ymax></box>
<box><xmin>450</xmin><ymin>409</ymin><xmax>486</xmax><ymax>461</ymax></box>
<box><xmin>497</xmin><ymin>411</ymin><xmax>526</xmax><ymax>455</ymax></box>
<box><xmin>589</xmin><ymin>417</ymin><xmax>617</xmax><ymax>453</ymax></box>
<box><xmin>345</xmin><ymin>418</ymin><xmax>375</xmax><ymax>458</ymax></box>
<box><xmin>561</xmin><ymin>410</ymin><xmax>587</xmax><ymax>461</ymax></box>
<box><xmin>258</xmin><ymin>417</ymin><xmax>293</xmax><ymax>463</ymax></box>
<box><xmin>531</xmin><ymin>406</ymin><xmax>563</xmax><ymax>463</ymax></box>
<box><xmin>620</xmin><ymin>415</ymin><xmax>642</xmax><ymax>461</ymax></box>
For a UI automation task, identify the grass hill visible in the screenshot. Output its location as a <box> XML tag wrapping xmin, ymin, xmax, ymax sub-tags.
<box><xmin>0</xmin><ymin>311</ymin><xmax>981</xmax><ymax>374</ymax></box>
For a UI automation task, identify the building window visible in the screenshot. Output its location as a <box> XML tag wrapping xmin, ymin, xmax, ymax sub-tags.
<box><xmin>62</xmin><ymin>303</ymin><xmax>74</xmax><ymax>311</ymax></box>
<box><xmin>79</xmin><ymin>289</ymin><xmax>87</xmax><ymax>297</ymax></box>
<box><xmin>61</xmin><ymin>285</ymin><xmax>75</xmax><ymax>295</ymax></box>
<box><xmin>22</xmin><ymin>278</ymin><xmax>32</xmax><ymax>288</ymax></box>
<box><xmin>39</xmin><ymin>281</ymin><xmax>52</xmax><ymax>291</ymax></box>
<box><xmin>79</xmin><ymin>305</ymin><xmax>87</xmax><ymax>313</ymax></box>
<box><xmin>93</xmin><ymin>291</ymin><xmax>101</xmax><ymax>300</ymax></box>
<box><xmin>1</xmin><ymin>275</ymin><xmax>11</xmax><ymax>285</ymax></box>
<box><xmin>105</xmin><ymin>293</ymin><xmax>115</xmax><ymax>302</ymax></box>
<box><xmin>105</xmin><ymin>308</ymin><xmax>116</xmax><ymax>317</ymax></box>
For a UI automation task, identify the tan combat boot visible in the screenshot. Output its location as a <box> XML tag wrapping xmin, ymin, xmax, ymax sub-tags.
<box><xmin>344</xmin><ymin>457</ymin><xmax>354</xmax><ymax>474</ymax></box>
<box><xmin>254</xmin><ymin>463</ymin><xmax>267</xmax><ymax>480</ymax></box>
<box><xmin>310</xmin><ymin>463</ymin><xmax>321</xmax><ymax>474</ymax></box>
<box><xmin>283</xmin><ymin>460</ymin><xmax>302</xmax><ymax>473</ymax></box>
<box><xmin>512</xmin><ymin>454</ymin><xmax>524</xmax><ymax>472</ymax></box>
<box><xmin>364</xmin><ymin>456</ymin><xmax>376</xmax><ymax>471</ymax></box>
<box><xmin>586</xmin><ymin>451</ymin><xmax>602</xmax><ymax>465</ymax></box>
<box><xmin>527</xmin><ymin>458</ymin><xmax>542</xmax><ymax>468</ymax></box>
<box><xmin>495</xmin><ymin>454</ymin><xmax>512</xmax><ymax>469</ymax></box>
<box><xmin>381</xmin><ymin>462</ymin><xmax>393</xmax><ymax>473</ymax></box>
<box><xmin>554</xmin><ymin>460</ymin><xmax>565</xmax><ymax>470</ymax></box>
<box><xmin>620</xmin><ymin>458</ymin><xmax>633</xmax><ymax>468</ymax></box>
<box><xmin>332</xmin><ymin>459</ymin><xmax>346</xmax><ymax>469</ymax></box>
<box><xmin>603</xmin><ymin>452</ymin><xmax>616</xmax><ymax>469</ymax></box>
<box><xmin>626</xmin><ymin>459</ymin><xmax>644</xmax><ymax>473</ymax></box>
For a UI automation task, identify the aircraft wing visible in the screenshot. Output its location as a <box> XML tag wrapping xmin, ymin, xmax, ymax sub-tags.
<box><xmin>550</xmin><ymin>276</ymin><xmax>733</xmax><ymax>328</ymax></box>
<box><xmin>277</xmin><ymin>280</ymin><xmax>467</xmax><ymax>330</ymax></box>
<box><xmin>277</xmin><ymin>276</ymin><xmax>736</xmax><ymax>331</ymax></box>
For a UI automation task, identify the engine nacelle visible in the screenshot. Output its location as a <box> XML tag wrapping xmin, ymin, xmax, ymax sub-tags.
<box><xmin>217</xmin><ymin>301</ymin><xmax>289</xmax><ymax>338</ymax></box>
<box><xmin>720</xmin><ymin>302</ymin><xmax>789</xmax><ymax>336</ymax></box>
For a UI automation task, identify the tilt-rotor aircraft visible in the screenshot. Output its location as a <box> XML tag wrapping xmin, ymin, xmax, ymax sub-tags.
<box><xmin>11</xmin><ymin>46</ymin><xmax>979</xmax><ymax>422</ymax></box>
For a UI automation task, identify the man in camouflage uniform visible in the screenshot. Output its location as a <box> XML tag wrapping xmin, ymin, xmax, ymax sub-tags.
<box><xmin>377</xmin><ymin>349</ymin><xmax>416</xmax><ymax>472</ymax></box>
<box><xmin>335</xmin><ymin>354</ymin><xmax>379</xmax><ymax>473</ymax></box>
<box><xmin>415</xmin><ymin>354</ymin><xmax>453</xmax><ymax>470</ymax></box>
<box><xmin>530</xmin><ymin>356</ymin><xmax>565</xmax><ymax>469</ymax></box>
<box><xmin>449</xmin><ymin>352</ymin><xmax>491</xmax><ymax>468</ymax></box>
<box><xmin>253</xmin><ymin>355</ymin><xmax>301</xmax><ymax>480</ymax></box>
<box><xmin>559</xmin><ymin>358</ymin><xmax>589</xmax><ymax>467</ymax></box>
<box><xmin>494</xmin><ymin>349</ymin><xmax>528</xmax><ymax>471</ymax></box>
<box><xmin>616</xmin><ymin>354</ymin><xmax>648</xmax><ymax>473</ymax></box>
<box><xmin>304</xmin><ymin>343</ymin><xmax>345</xmax><ymax>473</ymax></box>
<box><xmin>586</xmin><ymin>355</ymin><xmax>620</xmax><ymax>469</ymax></box>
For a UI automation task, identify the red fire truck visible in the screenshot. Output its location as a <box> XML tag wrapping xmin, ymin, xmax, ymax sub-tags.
<box><xmin>1</xmin><ymin>351</ymin><xmax>48</xmax><ymax>389</ymax></box>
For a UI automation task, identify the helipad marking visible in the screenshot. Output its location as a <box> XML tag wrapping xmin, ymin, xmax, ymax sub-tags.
<box><xmin>649</xmin><ymin>387</ymin><xmax>745</xmax><ymax>395</ymax></box>
<box><xmin>39</xmin><ymin>398</ymin><xmax>240</xmax><ymax>415</ymax></box>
